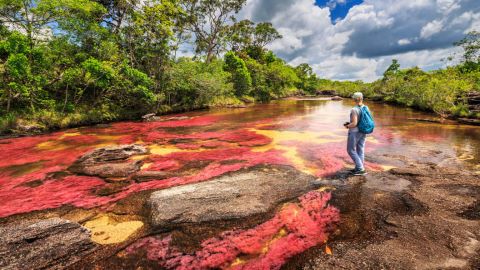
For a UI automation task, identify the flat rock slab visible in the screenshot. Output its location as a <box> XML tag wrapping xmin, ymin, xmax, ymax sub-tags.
<box><xmin>0</xmin><ymin>218</ymin><xmax>96</xmax><ymax>270</ymax></box>
<box><xmin>148</xmin><ymin>165</ymin><xmax>317</xmax><ymax>229</ymax></box>
<box><xmin>69</xmin><ymin>144</ymin><xmax>147</xmax><ymax>179</ymax></box>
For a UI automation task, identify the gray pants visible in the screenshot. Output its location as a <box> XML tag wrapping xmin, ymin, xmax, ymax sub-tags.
<box><xmin>347</xmin><ymin>131</ymin><xmax>366</xmax><ymax>170</ymax></box>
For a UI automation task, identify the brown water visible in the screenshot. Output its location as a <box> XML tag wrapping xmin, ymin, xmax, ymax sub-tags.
<box><xmin>0</xmin><ymin>98</ymin><xmax>479</xmax><ymax>219</ymax></box>
<box><xmin>1</xmin><ymin>98</ymin><xmax>480</xmax><ymax>269</ymax></box>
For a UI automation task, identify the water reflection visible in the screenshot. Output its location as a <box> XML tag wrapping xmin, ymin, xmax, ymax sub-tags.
<box><xmin>0</xmin><ymin>99</ymin><xmax>479</xmax><ymax>218</ymax></box>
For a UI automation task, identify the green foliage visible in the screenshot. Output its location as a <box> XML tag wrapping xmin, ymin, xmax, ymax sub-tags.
<box><xmin>266</xmin><ymin>60</ymin><xmax>300</xmax><ymax>97</ymax></box>
<box><xmin>295</xmin><ymin>63</ymin><xmax>319</xmax><ymax>94</ymax></box>
<box><xmin>454</xmin><ymin>31</ymin><xmax>480</xmax><ymax>64</ymax></box>
<box><xmin>224</xmin><ymin>51</ymin><xmax>252</xmax><ymax>97</ymax></box>
<box><xmin>0</xmin><ymin>0</ymin><xmax>478</xmax><ymax>135</ymax></box>
<box><xmin>383</xmin><ymin>59</ymin><xmax>400</xmax><ymax>78</ymax></box>
<box><xmin>164</xmin><ymin>58</ymin><xmax>234</xmax><ymax>111</ymax></box>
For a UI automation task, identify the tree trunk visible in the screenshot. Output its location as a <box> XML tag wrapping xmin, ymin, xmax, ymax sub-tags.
<box><xmin>6</xmin><ymin>89</ymin><xmax>11</xmax><ymax>113</ymax></box>
<box><xmin>62</xmin><ymin>85</ymin><xmax>69</xmax><ymax>113</ymax></box>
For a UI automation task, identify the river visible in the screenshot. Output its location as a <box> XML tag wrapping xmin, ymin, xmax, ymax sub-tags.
<box><xmin>0</xmin><ymin>98</ymin><xmax>479</xmax><ymax>269</ymax></box>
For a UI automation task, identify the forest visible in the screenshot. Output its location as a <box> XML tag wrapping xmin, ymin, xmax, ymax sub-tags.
<box><xmin>0</xmin><ymin>0</ymin><xmax>479</xmax><ymax>135</ymax></box>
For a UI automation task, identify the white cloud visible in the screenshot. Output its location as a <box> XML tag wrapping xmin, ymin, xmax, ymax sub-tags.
<box><xmin>398</xmin><ymin>39</ymin><xmax>412</xmax><ymax>45</ymax></box>
<box><xmin>437</xmin><ymin>0</ymin><xmax>461</xmax><ymax>14</ymax></box>
<box><xmin>238</xmin><ymin>0</ymin><xmax>480</xmax><ymax>82</ymax></box>
<box><xmin>420</xmin><ymin>20</ymin><xmax>444</xmax><ymax>39</ymax></box>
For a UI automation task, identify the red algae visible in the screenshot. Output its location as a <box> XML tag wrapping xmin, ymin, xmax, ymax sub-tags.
<box><xmin>217</xmin><ymin>130</ymin><xmax>272</xmax><ymax>146</ymax></box>
<box><xmin>126</xmin><ymin>191</ymin><xmax>340</xmax><ymax>270</ymax></box>
<box><xmin>0</xmin><ymin>175</ymin><xmax>105</xmax><ymax>218</ymax></box>
<box><xmin>0</xmin><ymin>103</ymin><xmax>398</xmax><ymax>218</ymax></box>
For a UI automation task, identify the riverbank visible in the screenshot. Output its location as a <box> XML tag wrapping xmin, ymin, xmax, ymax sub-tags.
<box><xmin>2</xmin><ymin>93</ymin><xmax>480</xmax><ymax>139</ymax></box>
<box><xmin>295</xmin><ymin>95</ymin><xmax>480</xmax><ymax>126</ymax></box>
<box><xmin>0</xmin><ymin>98</ymin><xmax>479</xmax><ymax>269</ymax></box>
<box><xmin>0</xmin><ymin>99</ymin><xmax>246</xmax><ymax>138</ymax></box>
<box><xmin>1</xmin><ymin>161</ymin><xmax>478</xmax><ymax>269</ymax></box>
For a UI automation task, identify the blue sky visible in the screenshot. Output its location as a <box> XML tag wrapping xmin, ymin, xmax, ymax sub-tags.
<box><xmin>315</xmin><ymin>0</ymin><xmax>364</xmax><ymax>23</ymax></box>
<box><xmin>240</xmin><ymin>0</ymin><xmax>480</xmax><ymax>82</ymax></box>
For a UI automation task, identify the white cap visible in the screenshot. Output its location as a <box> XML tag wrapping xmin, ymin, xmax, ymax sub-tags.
<box><xmin>352</xmin><ymin>92</ymin><xmax>363</xmax><ymax>100</ymax></box>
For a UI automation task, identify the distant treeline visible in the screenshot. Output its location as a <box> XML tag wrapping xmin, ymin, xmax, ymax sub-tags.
<box><xmin>317</xmin><ymin>31</ymin><xmax>480</xmax><ymax>119</ymax></box>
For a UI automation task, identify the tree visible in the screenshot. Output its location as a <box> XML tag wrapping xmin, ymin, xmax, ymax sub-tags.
<box><xmin>226</xmin><ymin>19</ymin><xmax>255</xmax><ymax>52</ymax></box>
<box><xmin>383</xmin><ymin>59</ymin><xmax>400</xmax><ymax>78</ymax></box>
<box><xmin>226</xmin><ymin>20</ymin><xmax>281</xmax><ymax>54</ymax></box>
<box><xmin>95</xmin><ymin>0</ymin><xmax>137</xmax><ymax>34</ymax></box>
<box><xmin>224</xmin><ymin>51</ymin><xmax>251</xmax><ymax>97</ymax></box>
<box><xmin>454</xmin><ymin>31</ymin><xmax>480</xmax><ymax>73</ymax></box>
<box><xmin>295</xmin><ymin>63</ymin><xmax>318</xmax><ymax>94</ymax></box>
<box><xmin>455</xmin><ymin>31</ymin><xmax>480</xmax><ymax>64</ymax></box>
<box><xmin>123</xmin><ymin>1</ymin><xmax>182</xmax><ymax>111</ymax></box>
<box><xmin>183</xmin><ymin>0</ymin><xmax>246</xmax><ymax>63</ymax></box>
<box><xmin>253</xmin><ymin>22</ymin><xmax>281</xmax><ymax>49</ymax></box>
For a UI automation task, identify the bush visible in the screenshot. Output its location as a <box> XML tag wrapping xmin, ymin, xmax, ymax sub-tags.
<box><xmin>224</xmin><ymin>52</ymin><xmax>252</xmax><ymax>97</ymax></box>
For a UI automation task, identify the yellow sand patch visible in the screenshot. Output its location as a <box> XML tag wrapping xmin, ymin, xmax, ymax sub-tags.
<box><xmin>141</xmin><ymin>162</ymin><xmax>153</xmax><ymax>170</ymax></box>
<box><xmin>276</xmin><ymin>145</ymin><xmax>317</xmax><ymax>175</ymax></box>
<box><xmin>37</xmin><ymin>132</ymin><xmax>83</xmax><ymax>150</ymax></box>
<box><xmin>59</xmin><ymin>131</ymin><xmax>82</xmax><ymax>138</ymax></box>
<box><xmin>380</xmin><ymin>165</ymin><xmax>397</xmax><ymax>171</ymax></box>
<box><xmin>252</xmin><ymin>129</ymin><xmax>344</xmax><ymax>149</ymax></box>
<box><xmin>229</xmin><ymin>258</ymin><xmax>246</xmax><ymax>267</ymax></box>
<box><xmin>317</xmin><ymin>186</ymin><xmax>336</xmax><ymax>192</ymax></box>
<box><xmin>250</xmin><ymin>129</ymin><xmax>344</xmax><ymax>176</ymax></box>
<box><xmin>36</xmin><ymin>141</ymin><xmax>71</xmax><ymax>151</ymax></box>
<box><xmin>149</xmin><ymin>144</ymin><xmax>205</xmax><ymax>156</ymax></box>
<box><xmin>366</xmin><ymin>136</ymin><xmax>381</xmax><ymax>144</ymax></box>
<box><xmin>150</xmin><ymin>144</ymin><xmax>184</xmax><ymax>155</ymax></box>
<box><xmin>131</xmin><ymin>154</ymin><xmax>149</xmax><ymax>161</ymax></box>
<box><xmin>457</xmin><ymin>153</ymin><xmax>474</xmax><ymax>161</ymax></box>
<box><xmin>261</xmin><ymin>228</ymin><xmax>288</xmax><ymax>254</ymax></box>
<box><xmin>84</xmin><ymin>215</ymin><xmax>143</xmax><ymax>245</ymax></box>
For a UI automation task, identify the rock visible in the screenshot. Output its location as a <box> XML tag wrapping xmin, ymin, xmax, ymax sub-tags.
<box><xmin>331</xmin><ymin>96</ymin><xmax>344</xmax><ymax>101</ymax></box>
<box><xmin>69</xmin><ymin>144</ymin><xmax>147</xmax><ymax>179</ymax></box>
<box><xmin>458</xmin><ymin>118</ymin><xmax>480</xmax><ymax>126</ymax></box>
<box><xmin>226</xmin><ymin>104</ymin><xmax>247</xmax><ymax>108</ymax></box>
<box><xmin>142</xmin><ymin>113</ymin><xmax>159</xmax><ymax>122</ymax></box>
<box><xmin>148</xmin><ymin>165</ymin><xmax>317</xmax><ymax>229</ymax></box>
<box><xmin>15</xmin><ymin>121</ymin><xmax>45</xmax><ymax>134</ymax></box>
<box><xmin>79</xmin><ymin>160</ymin><xmax>143</xmax><ymax>179</ymax></box>
<box><xmin>363</xmin><ymin>173</ymin><xmax>411</xmax><ymax>192</ymax></box>
<box><xmin>134</xmin><ymin>171</ymin><xmax>171</xmax><ymax>182</ymax></box>
<box><xmin>408</xmin><ymin>117</ymin><xmax>443</xmax><ymax>123</ymax></box>
<box><xmin>0</xmin><ymin>218</ymin><xmax>96</xmax><ymax>270</ymax></box>
<box><xmin>389</xmin><ymin>167</ymin><xmax>429</xmax><ymax>177</ymax></box>
<box><xmin>240</xmin><ymin>97</ymin><xmax>254</xmax><ymax>104</ymax></box>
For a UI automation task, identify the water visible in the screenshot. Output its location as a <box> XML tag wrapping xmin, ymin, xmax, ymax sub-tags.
<box><xmin>0</xmin><ymin>98</ymin><xmax>479</xmax><ymax>219</ymax></box>
<box><xmin>0</xmin><ymin>99</ymin><xmax>480</xmax><ymax>269</ymax></box>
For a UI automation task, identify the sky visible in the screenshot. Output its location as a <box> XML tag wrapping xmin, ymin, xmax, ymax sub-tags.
<box><xmin>238</xmin><ymin>0</ymin><xmax>480</xmax><ymax>82</ymax></box>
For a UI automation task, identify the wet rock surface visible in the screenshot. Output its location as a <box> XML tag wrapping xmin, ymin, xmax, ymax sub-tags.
<box><xmin>284</xmin><ymin>164</ymin><xmax>480</xmax><ymax>270</ymax></box>
<box><xmin>69</xmin><ymin>144</ymin><xmax>147</xmax><ymax>179</ymax></box>
<box><xmin>134</xmin><ymin>170</ymin><xmax>171</xmax><ymax>183</ymax></box>
<box><xmin>148</xmin><ymin>165</ymin><xmax>317</xmax><ymax>229</ymax></box>
<box><xmin>0</xmin><ymin>218</ymin><xmax>96</xmax><ymax>270</ymax></box>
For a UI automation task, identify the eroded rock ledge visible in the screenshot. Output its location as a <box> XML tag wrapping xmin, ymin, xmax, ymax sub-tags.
<box><xmin>148</xmin><ymin>165</ymin><xmax>317</xmax><ymax>229</ymax></box>
<box><xmin>69</xmin><ymin>144</ymin><xmax>147</xmax><ymax>180</ymax></box>
<box><xmin>0</xmin><ymin>218</ymin><xmax>96</xmax><ymax>270</ymax></box>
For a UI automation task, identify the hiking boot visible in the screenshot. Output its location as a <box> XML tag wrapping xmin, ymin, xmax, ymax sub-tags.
<box><xmin>352</xmin><ymin>169</ymin><xmax>367</xmax><ymax>176</ymax></box>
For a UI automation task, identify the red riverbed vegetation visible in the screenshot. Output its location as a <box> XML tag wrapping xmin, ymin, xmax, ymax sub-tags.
<box><xmin>0</xmin><ymin>113</ymin><xmax>395</xmax><ymax>218</ymax></box>
<box><xmin>127</xmin><ymin>191</ymin><xmax>339</xmax><ymax>270</ymax></box>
